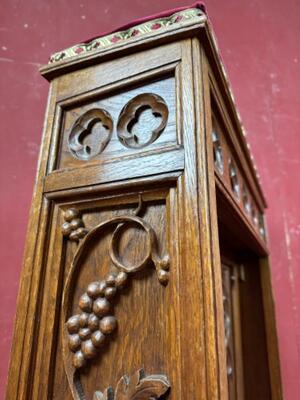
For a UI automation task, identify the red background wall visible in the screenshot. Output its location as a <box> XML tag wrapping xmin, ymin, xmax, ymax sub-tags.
<box><xmin>1</xmin><ymin>1</ymin><xmax>299</xmax><ymax>398</ymax></box>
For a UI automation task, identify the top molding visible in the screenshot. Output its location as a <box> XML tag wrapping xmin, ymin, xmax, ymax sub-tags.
<box><xmin>49</xmin><ymin>7</ymin><xmax>204</xmax><ymax>64</ymax></box>
<box><xmin>39</xmin><ymin>7</ymin><xmax>207</xmax><ymax>80</ymax></box>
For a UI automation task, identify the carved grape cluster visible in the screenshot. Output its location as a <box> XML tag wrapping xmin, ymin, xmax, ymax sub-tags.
<box><xmin>62</xmin><ymin>208</ymin><xmax>89</xmax><ymax>242</ymax></box>
<box><xmin>66</xmin><ymin>270</ymin><xmax>128</xmax><ymax>369</ymax></box>
<box><xmin>155</xmin><ymin>256</ymin><xmax>170</xmax><ymax>286</ymax></box>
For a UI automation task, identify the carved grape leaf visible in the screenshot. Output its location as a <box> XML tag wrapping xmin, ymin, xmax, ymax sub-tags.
<box><xmin>93</xmin><ymin>369</ymin><xmax>170</xmax><ymax>400</ymax></box>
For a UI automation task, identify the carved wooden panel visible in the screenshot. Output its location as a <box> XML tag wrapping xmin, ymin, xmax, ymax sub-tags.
<box><xmin>57</xmin><ymin>78</ymin><xmax>176</xmax><ymax>171</ymax></box>
<box><xmin>6</xmin><ymin>19</ymin><xmax>282</xmax><ymax>400</ymax></box>
<box><xmin>39</xmin><ymin>191</ymin><xmax>181</xmax><ymax>400</ymax></box>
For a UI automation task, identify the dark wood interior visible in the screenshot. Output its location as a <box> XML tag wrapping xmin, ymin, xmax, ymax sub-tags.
<box><xmin>218</xmin><ymin>214</ymin><xmax>272</xmax><ymax>399</ymax></box>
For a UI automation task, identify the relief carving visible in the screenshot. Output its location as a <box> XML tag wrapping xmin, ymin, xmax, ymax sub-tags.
<box><xmin>62</xmin><ymin>208</ymin><xmax>89</xmax><ymax>241</ymax></box>
<box><xmin>67</xmin><ymin>94</ymin><xmax>169</xmax><ymax>161</ymax></box>
<box><xmin>93</xmin><ymin>369</ymin><xmax>170</xmax><ymax>400</ymax></box>
<box><xmin>117</xmin><ymin>94</ymin><xmax>169</xmax><ymax>149</ymax></box>
<box><xmin>68</xmin><ymin>108</ymin><xmax>113</xmax><ymax>160</ymax></box>
<box><xmin>62</xmin><ymin>199</ymin><xmax>170</xmax><ymax>399</ymax></box>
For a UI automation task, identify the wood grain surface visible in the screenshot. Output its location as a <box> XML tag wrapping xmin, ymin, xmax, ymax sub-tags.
<box><xmin>6</xmin><ymin>17</ymin><xmax>282</xmax><ymax>400</ymax></box>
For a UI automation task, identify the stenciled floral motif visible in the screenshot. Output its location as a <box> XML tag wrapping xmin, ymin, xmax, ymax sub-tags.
<box><xmin>49</xmin><ymin>7</ymin><xmax>205</xmax><ymax>63</ymax></box>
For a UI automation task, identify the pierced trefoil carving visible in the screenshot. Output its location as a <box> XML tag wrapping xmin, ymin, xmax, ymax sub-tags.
<box><xmin>68</xmin><ymin>108</ymin><xmax>113</xmax><ymax>160</ymax></box>
<box><xmin>117</xmin><ymin>93</ymin><xmax>169</xmax><ymax>149</ymax></box>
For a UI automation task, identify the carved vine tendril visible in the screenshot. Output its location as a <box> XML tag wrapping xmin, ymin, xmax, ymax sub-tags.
<box><xmin>62</xmin><ymin>198</ymin><xmax>170</xmax><ymax>400</ymax></box>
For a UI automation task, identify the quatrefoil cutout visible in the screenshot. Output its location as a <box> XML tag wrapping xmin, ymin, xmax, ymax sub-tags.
<box><xmin>117</xmin><ymin>93</ymin><xmax>169</xmax><ymax>149</ymax></box>
<box><xmin>68</xmin><ymin>108</ymin><xmax>113</xmax><ymax>160</ymax></box>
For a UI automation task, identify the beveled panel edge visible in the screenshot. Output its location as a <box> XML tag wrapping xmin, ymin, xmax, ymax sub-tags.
<box><xmin>45</xmin><ymin>172</ymin><xmax>180</xmax><ymax>201</ymax></box>
<box><xmin>55</xmin><ymin>44</ymin><xmax>181</xmax><ymax>102</ymax></box>
<box><xmin>44</xmin><ymin>146</ymin><xmax>184</xmax><ymax>193</ymax></box>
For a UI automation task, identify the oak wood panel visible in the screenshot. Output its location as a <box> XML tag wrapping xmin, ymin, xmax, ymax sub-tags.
<box><xmin>44</xmin><ymin>196</ymin><xmax>176</xmax><ymax>400</ymax></box>
<box><xmin>6</xmin><ymin>13</ymin><xmax>283</xmax><ymax>400</ymax></box>
<box><xmin>44</xmin><ymin>146</ymin><xmax>184</xmax><ymax>193</ymax></box>
<box><xmin>197</xmin><ymin>44</ymin><xmax>228</xmax><ymax>400</ymax></box>
<box><xmin>192</xmin><ymin>39</ymin><xmax>227</xmax><ymax>400</ymax></box>
<box><xmin>174</xmin><ymin>39</ymin><xmax>207</xmax><ymax>399</ymax></box>
<box><xmin>55</xmin><ymin>43</ymin><xmax>181</xmax><ymax>102</ymax></box>
<box><xmin>56</xmin><ymin>77</ymin><xmax>176</xmax><ymax>170</ymax></box>
<box><xmin>5</xmin><ymin>81</ymin><xmax>59</xmax><ymax>400</ymax></box>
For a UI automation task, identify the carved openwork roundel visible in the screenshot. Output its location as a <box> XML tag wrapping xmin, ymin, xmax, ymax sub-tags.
<box><xmin>117</xmin><ymin>93</ymin><xmax>169</xmax><ymax>149</ymax></box>
<box><xmin>68</xmin><ymin>108</ymin><xmax>113</xmax><ymax>160</ymax></box>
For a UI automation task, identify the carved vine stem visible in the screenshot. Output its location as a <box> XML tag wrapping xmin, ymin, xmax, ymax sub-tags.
<box><xmin>61</xmin><ymin>201</ymin><xmax>170</xmax><ymax>400</ymax></box>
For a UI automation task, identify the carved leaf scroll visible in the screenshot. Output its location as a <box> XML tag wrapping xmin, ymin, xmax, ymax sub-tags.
<box><xmin>62</xmin><ymin>201</ymin><xmax>170</xmax><ymax>400</ymax></box>
<box><xmin>93</xmin><ymin>369</ymin><xmax>170</xmax><ymax>400</ymax></box>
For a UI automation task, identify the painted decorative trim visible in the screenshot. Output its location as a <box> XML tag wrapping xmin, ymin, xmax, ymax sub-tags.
<box><xmin>93</xmin><ymin>369</ymin><xmax>170</xmax><ymax>400</ymax></box>
<box><xmin>49</xmin><ymin>7</ymin><xmax>204</xmax><ymax>63</ymax></box>
<box><xmin>62</xmin><ymin>199</ymin><xmax>170</xmax><ymax>399</ymax></box>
